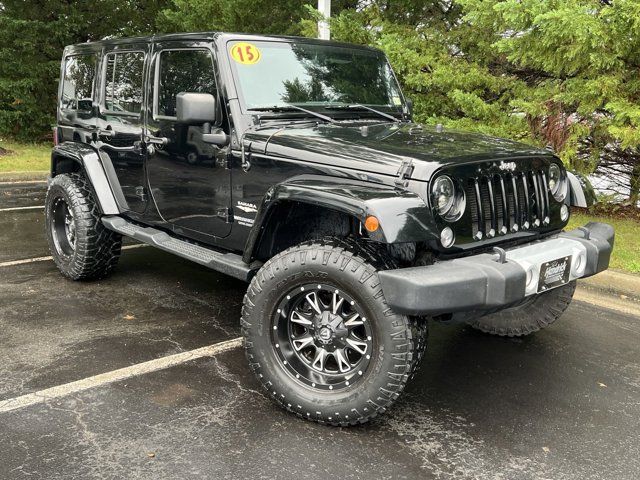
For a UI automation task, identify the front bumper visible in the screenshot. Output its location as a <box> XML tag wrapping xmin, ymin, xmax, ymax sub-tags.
<box><xmin>378</xmin><ymin>222</ymin><xmax>614</xmax><ymax>316</ymax></box>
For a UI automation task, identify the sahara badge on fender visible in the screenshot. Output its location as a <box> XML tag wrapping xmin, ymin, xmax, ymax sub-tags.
<box><xmin>230</xmin><ymin>42</ymin><xmax>261</xmax><ymax>65</ymax></box>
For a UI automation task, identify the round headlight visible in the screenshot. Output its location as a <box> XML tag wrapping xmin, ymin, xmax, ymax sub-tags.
<box><xmin>548</xmin><ymin>163</ymin><xmax>567</xmax><ymax>201</ymax></box>
<box><xmin>432</xmin><ymin>175</ymin><xmax>455</xmax><ymax>215</ymax></box>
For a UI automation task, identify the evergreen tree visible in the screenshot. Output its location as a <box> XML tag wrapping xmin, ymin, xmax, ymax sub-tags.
<box><xmin>320</xmin><ymin>0</ymin><xmax>640</xmax><ymax>202</ymax></box>
<box><xmin>157</xmin><ymin>0</ymin><xmax>359</xmax><ymax>35</ymax></box>
<box><xmin>2</xmin><ymin>0</ymin><xmax>639</xmax><ymax>201</ymax></box>
<box><xmin>0</xmin><ymin>0</ymin><xmax>168</xmax><ymax>140</ymax></box>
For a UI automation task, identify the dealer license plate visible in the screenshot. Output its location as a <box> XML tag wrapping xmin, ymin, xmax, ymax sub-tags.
<box><xmin>538</xmin><ymin>256</ymin><xmax>572</xmax><ymax>293</ymax></box>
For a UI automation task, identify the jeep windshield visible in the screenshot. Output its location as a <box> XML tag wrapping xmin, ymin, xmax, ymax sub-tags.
<box><xmin>227</xmin><ymin>40</ymin><xmax>405</xmax><ymax>120</ymax></box>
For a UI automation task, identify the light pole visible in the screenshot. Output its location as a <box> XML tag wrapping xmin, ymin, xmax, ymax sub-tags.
<box><xmin>318</xmin><ymin>0</ymin><xmax>331</xmax><ymax>40</ymax></box>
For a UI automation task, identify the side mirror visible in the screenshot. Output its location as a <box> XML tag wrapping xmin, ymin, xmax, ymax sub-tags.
<box><xmin>176</xmin><ymin>92</ymin><xmax>228</xmax><ymax>147</ymax></box>
<box><xmin>176</xmin><ymin>92</ymin><xmax>217</xmax><ymax>124</ymax></box>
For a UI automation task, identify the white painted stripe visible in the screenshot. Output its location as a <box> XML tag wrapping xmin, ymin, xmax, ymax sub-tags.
<box><xmin>0</xmin><ymin>244</ymin><xmax>148</xmax><ymax>268</ymax></box>
<box><xmin>0</xmin><ymin>337</ymin><xmax>243</xmax><ymax>414</ymax></box>
<box><xmin>0</xmin><ymin>205</ymin><xmax>44</xmax><ymax>212</ymax></box>
<box><xmin>0</xmin><ymin>180</ymin><xmax>47</xmax><ymax>186</ymax></box>
<box><xmin>0</xmin><ymin>255</ymin><xmax>53</xmax><ymax>267</ymax></box>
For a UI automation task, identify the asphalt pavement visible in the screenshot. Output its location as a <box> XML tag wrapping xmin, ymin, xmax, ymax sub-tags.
<box><xmin>1</xmin><ymin>180</ymin><xmax>639</xmax><ymax>480</ymax></box>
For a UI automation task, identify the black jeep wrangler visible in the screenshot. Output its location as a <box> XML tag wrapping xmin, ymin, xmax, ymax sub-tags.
<box><xmin>48</xmin><ymin>32</ymin><xmax>614</xmax><ymax>426</ymax></box>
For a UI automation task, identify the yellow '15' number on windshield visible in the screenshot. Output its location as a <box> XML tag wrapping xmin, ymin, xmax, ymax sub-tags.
<box><xmin>230</xmin><ymin>42</ymin><xmax>261</xmax><ymax>65</ymax></box>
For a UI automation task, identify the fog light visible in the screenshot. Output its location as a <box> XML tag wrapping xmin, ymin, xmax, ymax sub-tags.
<box><xmin>440</xmin><ymin>227</ymin><xmax>455</xmax><ymax>248</ymax></box>
<box><xmin>574</xmin><ymin>253</ymin><xmax>586</xmax><ymax>276</ymax></box>
<box><xmin>560</xmin><ymin>204</ymin><xmax>569</xmax><ymax>222</ymax></box>
<box><xmin>526</xmin><ymin>266</ymin><xmax>537</xmax><ymax>289</ymax></box>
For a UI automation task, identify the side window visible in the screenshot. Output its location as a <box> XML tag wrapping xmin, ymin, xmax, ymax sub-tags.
<box><xmin>103</xmin><ymin>51</ymin><xmax>144</xmax><ymax>114</ymax></box>
<box><xmin>156</xmin><ymin>49</ymin><xmax>217</xmax><ymax>118</ymax></box>
<box><xmin>61</xmin><ymin>54</ymin><xmax>96</xmax><ymax>111</ymax></box>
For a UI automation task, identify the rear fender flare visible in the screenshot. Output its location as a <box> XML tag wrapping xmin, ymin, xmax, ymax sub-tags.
<box><xmin>51</xmin><ymin>142</ymin><xmax>124</xmax><ymax>214</ymax></box>
<box><xmin>243</xmin><ymin>175</ymin><xmax>438</xmax><ymax>262</ymax></box>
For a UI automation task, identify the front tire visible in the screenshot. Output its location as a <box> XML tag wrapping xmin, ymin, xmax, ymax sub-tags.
<box><xmin>45</xmin><ymin>173</ymin><xmax>122</xmax><ymax>280</ymax></box>
<box><xmin>467</xmin><ymin>281</ymin><xmax>576</xmax><ymax>337</ymax></box>
<box><xmin>242</xmin><ymin>239</ymin><xmax>419</xmax><ymax>426</ymax></box>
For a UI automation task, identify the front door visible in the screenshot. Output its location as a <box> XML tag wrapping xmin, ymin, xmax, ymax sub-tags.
<box><xmin>145</xmin><ymin>42</ymin><xmax>232</xmax><ymax>239</ymax></box>
<box><xmin>98</xmin><ymin>45</ymin><xmax>148</xmax><ymax>214</ymax></box>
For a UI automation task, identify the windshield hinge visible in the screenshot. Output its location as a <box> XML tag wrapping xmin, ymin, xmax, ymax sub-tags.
<box><xmin>241</xmin><ymin>140</ymin><xmax>252</xmax><ymax>172</ymax></box>
<box><xmin>395</xmin><ymin>160</ymin><xmax>414</xmax><ymax>188</ymax></box>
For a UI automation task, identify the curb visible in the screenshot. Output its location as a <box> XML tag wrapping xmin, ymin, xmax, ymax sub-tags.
<box><xmin>579</xmin><ymin>270</ymin><xmax>640</xmax><ymax>301</ymax></box>
<box><xmin>0</xmin><ymin>171</ymin><xmax>49</xmax><ymax>182</ymax></box>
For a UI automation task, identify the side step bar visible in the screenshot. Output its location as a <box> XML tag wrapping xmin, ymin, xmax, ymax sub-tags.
<box><xmin>102</xmin><ymin>216</ymin><xmax>258</xmax><ymax>282</ymax></box>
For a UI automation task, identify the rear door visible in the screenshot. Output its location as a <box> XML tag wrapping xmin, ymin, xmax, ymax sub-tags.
<box><xmin>97</xmin><ymin>44</ymin><xmax>149</xmax><ymax>214</ymax></box>
<box><xmin>145</xmin><ymin>40</ymin><xmax>232</xmax><ymax>239</ymax></box>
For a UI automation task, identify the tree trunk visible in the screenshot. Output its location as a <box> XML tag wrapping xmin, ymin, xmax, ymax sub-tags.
<box><xmin>629</xmin><ymin>161</ymin><xmax>640</xmax><ymax>206</ymax></box>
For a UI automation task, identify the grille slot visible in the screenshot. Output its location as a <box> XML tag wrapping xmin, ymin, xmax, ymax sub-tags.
<box><xmin>466</xmin><ymin>170</ymin><xmax>549</xmax><ymax>240</ymax></box>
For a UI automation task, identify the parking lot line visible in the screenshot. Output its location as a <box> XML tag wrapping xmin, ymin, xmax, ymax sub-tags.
<box><xmin>0</xmin><ymin>180</ymin><xmax>47</xmax><ymax>186</ymax></box>
<box><xmin>0</xmin><ymin>205</ymin><xmax>44</xmax><ymax>212</ymax></box>
<box><xmin>0</xmin><ymin>244</ymin><xmax>148</xmax><ymax>268</ymax></box>
<box><xmin>0</xmin><ymin>337</ymin><xmax>243</xmax><ymax>414</ymax></box>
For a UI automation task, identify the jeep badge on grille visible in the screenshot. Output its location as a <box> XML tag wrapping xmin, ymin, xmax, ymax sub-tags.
<box><xmin>498</xmin><ymin>161</ymin><xmax>516</xmax><ymax>171</ymax></box>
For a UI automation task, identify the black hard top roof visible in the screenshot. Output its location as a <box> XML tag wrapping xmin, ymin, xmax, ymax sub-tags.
<box><xmin>65</xmin><ymin>32</ymin><xmax>381</xmax><ymax>53</ymax></box>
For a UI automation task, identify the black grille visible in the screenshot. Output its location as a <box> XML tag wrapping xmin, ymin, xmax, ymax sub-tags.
<box><xmin>466</xmin><ymin>170</ymin><xmax>550</xmax><ymax>240</ymax></box>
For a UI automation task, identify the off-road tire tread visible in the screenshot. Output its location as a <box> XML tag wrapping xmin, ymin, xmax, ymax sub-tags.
<box><xmin>45</xmin><ymin>173</ymin><xmax>122</xmax><ymax>280</ymax></box>
<box><xmin>468</xmin><ymin>281</ymin><xmax>576</xmax><ymax>337</ymax></box>
<box><xmin>241</xmin><ymin>238</ymin><xmax>419</xmax><ymax>426</ymax></box>
<box><xmin>409</xmin><ymin>318</ymin><xmax>428</xmax><ymax>379</ymax></box>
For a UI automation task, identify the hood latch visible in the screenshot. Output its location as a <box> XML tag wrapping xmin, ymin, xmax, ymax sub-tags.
<box><xmin>395</xmin><ymin>160</ymin><xmax>414</xmax><ymax>188</ymax></box>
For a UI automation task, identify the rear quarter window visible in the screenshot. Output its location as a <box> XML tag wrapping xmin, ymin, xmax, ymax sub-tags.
<box><xmin>60</xmin><ymin>54</ymin><xmax>97</xmax><ymax>112</ymax></box>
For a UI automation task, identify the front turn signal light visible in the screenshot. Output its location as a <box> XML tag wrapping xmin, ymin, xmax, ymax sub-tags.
<box><xmin>364</xmin><ymin>216</ymin><xmax>380</xmax><ymax>232</ymax></box>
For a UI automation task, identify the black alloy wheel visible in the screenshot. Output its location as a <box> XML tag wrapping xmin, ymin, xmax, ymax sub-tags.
<box><xmin>50</xmin><ymin>196</ymin><xmax>77</xmax><ymax>258</ymax></box>
<box><xmin>272</xmin><ymin>284</ymin><xmax>373</xmax><ymax>391</ymax></box>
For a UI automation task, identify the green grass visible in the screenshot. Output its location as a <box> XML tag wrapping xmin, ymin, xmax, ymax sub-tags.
<box><xmin>0</xmin><ymin>140</ymin><xmax>50</xmax><ymax>173</ymax></box>
<box><xmin>568</xmin><ymin>212</ymin><xmax>640</xmax><ymax>274</ymax></box>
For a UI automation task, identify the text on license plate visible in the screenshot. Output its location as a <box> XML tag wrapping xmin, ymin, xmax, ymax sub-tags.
<box><xmin>538</xmin><ymin>256</ymin><xmax>572</xmax><ymax>293</ymax></box>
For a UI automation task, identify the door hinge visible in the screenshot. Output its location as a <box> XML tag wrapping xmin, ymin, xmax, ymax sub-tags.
<box><xmin>395</xmin><ymin>160</ymin><xmax>414</xmax><ymax>188</ymax></box>
<box><xmin>217</xmin><ymin>207</ymin><xmax>234</xmax><ymax>223</ymax></box>
<box><xmin>135</xmin><ymin>186</ymin><xmax>148</xmax><ymax>202</ymax></box>
<box><xmin>216</xmin><ymin>151</ymin><xmax>231</xmax><ymax>169</ymax></box>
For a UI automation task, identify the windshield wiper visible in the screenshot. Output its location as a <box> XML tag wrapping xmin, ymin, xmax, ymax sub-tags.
<box><xmin>324</xmin><ymin>104</ymin><xmax>401</xmax><ymax>123</ymax></box>
<box><xmin>247</xmin><ymin>104</ymin><xmax>337</xmax><ymax>124</ymax></box>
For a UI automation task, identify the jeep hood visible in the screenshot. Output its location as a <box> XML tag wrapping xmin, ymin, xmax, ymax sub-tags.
<box><xmin>243</xmin><ymin>122</ymin><xmax>552</xmax><ymax>181</ymax></box>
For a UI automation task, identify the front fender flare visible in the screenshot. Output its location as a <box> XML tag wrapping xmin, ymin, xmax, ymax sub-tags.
<box><xmin>567</xmin><ymin>171</ymin><xmax>597</xmax><ymax>208</ymax></box>
<box><xmin>243</xmin><ymin>175</ymin><xmax>438</xmax><ymax>262</ymax></box>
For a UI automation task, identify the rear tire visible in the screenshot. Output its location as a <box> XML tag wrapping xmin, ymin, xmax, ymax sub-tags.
<box><xmin>242</xmin><ymin>239</ymin><xmax>419</xmax><ymax>426</ymax></box>
<box><xmin>467</xmin><ymin>281</ymin><xmax>576</xmax><ymax>337</ymax></box>
<box><xmin>45</xmin><ymin>173</ymin><xmax>122</xmax><ymax>280</ymax></box>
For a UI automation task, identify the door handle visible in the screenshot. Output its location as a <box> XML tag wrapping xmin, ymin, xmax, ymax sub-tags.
<box><xmin>144</xmin><ymin>134</ymin><xmax>169</xmax><ymax>146</ymax></box>
<box><xmin>96</xmin><ymin>142</ymin><xmax>137</xmax><ymax>152</ymax></box>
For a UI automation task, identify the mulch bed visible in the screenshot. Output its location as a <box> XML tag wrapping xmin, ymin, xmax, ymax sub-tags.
<box><xmin>573</xmin><ymin>204</ymin><xmax>640</xmax><ymax>222</ymax></box>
